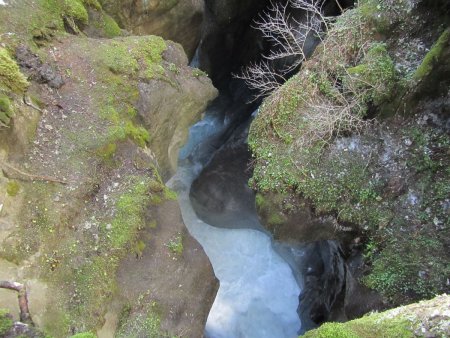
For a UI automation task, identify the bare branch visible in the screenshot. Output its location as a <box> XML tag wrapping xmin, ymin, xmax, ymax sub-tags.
<box><xmin>0</xmin><ymin>160</ymin><xmax>68</xmax><ymax>185</ymax></box>
<box><xmin>0</xmin><ymin>281</ymin><xmax>33</xmax><ymax>324</ymax></box>
<box><xmin>234</xmin><ymin>61</ymin><xmax>286</xmax><ymax>101</ymax></box>
<box><xmin>236</xmin><ymin>0</ymin><xmax>328</xmax><ymax>98</ymax></box>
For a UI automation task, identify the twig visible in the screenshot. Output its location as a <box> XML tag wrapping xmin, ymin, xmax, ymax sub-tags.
<box><xmin>334</xmin><ymin>0</ymin><xmax>344</xmax><ymax>13</ymax></box>
<box><xmin>0</xmin><ymin>281</ymin><xmax>33</xmax><ymax>324</ymax></box>
<box><xmin>23</xmin><ymin>95</ymin><xmax>43</xmax><ymax>113</ymax></box>
<box><xmin>0</xmin><ymin>161</ymin><xmax>67</xmax><ymax>185</ymax></box>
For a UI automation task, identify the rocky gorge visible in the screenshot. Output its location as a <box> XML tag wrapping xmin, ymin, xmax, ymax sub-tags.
<box><xmin>0</xmin><ymin>0</ymin><xmax>449</xmax><ymax>337</ymax></box>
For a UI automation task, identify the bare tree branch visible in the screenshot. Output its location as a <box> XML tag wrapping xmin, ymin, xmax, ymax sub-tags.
<box><xmin>234</xmin><ymin>61</ymin><xmax>286</xmax><ymax>101</ymax></box>
<box><xmin>0</xmin><ymin>160</ymin><xmax>68</xmax><ymax>185</ymax></box>
<box><xmin>236</xmin><ymin>0</ymin><xmax>328</xmax><ymax>100</ymax></box>
<box><xmin>0</xmin><ymin>281</ymin><xmax>33</xmax><ymax>324</ymax></box>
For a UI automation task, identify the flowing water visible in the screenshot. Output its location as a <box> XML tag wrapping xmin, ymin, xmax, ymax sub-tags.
<box><xmin>168</xmin><ymin>100</ymin><xmax>302</xmax><ymax>338</ymax></box>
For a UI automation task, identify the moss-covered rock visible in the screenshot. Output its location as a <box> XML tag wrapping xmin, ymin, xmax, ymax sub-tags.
<box><xmin>99</xmin><ymin>0</ymin><xmax>203</xmax><ymax>57</ymax></box>
<box><xmin>0</xmin><ymin>48</ymin><xmax>29</xmax><ymax>94</ymax></box>
<box><xmin>413</xmin><ymin>28</ymin><xmax>450</xmax><ymax>81</ymax></box>
<box><xmin>0</xmin><ymin>94</ymin><xmax>14</xmax><ymax>126</ymax></box>
<box><xmin>0</xmin><ymin>14</ymin><xmax>217</xmax><ymax>334</ymax></box>
<box><xmin>249</xmin><ymin>0</ymin><xmax>450</xmax><ymax>306</ymax></box>
<box><xmin>301</xmin><ymin>294</ymin><xmax>450</xmax><ymax>338</ymax></box>
<box><xmin>63</xmin><ymin>0</ymin><xmax>89</xmax><ymax>25</ymax></box>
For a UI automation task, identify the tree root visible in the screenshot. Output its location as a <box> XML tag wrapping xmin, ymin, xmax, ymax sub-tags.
<box><xmin>0</xmin><ymin>161</ymin><xmax>68</xmax><ymax>185</ymax></box>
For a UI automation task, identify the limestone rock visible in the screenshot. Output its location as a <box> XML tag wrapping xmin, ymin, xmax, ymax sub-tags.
<box><xmin>100</xmin><ymin>0</ymin><xmax>204</xmax><ymax>58</ymax></box>
<box><xmin>137</xmin><ymin>41</ymin><xmax>218</xmax><ymax>178</ymax></box>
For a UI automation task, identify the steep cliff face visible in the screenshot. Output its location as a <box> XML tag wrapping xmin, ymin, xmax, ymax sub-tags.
<box><xmin>248</xmin><ymin>0</ymin><xmax>449</xmax><ymax>325</ymax></box>
<box><xmin>0</xmin><ymin>1</ymin><xmax>217</xmax><ymax>337</ymax></box>
<box><xmin>99</xmin><ymin>0</ymin><xmax>204</xmax><ymax>58</ymax></box>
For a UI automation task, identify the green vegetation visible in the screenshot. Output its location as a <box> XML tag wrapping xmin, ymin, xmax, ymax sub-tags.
<box><xmin>63</xmin><ymin>0</ymin><xmax>89</xmax><ymax>25</ymax></box>
<box><xmin>301</xmin><ymin>315</ymin><xmax>412</xmax><ymax>338</ymax></box>
<box><xmin>100</xmin><ymin>42</ymin><xmax>139</xmax><ymax>75</ymax></box>
<box><xmin>0</xmin><ymin>309</ymin><xmax>13</xmax><ymax>336</ymax></box>
<box><xmin>97</xmin><ymin>36</ymin><xmax>167</xmax><ymax>79</ymax></box>
<box><xmin>0</xmin><ymin>48</ymin><xmax>29</xmax><ymax>94</ymax></box>
<box><xmin>6</xmin><ymin>180</ymin><xmax>20</xmax><ymax>196</ymax></box>
<box><xmin>413</xmin><ymin>28</ymin><xmax>450</xmax><ymax>80</ymax></box>
<box><xmin>301</xmin><ymin>295</ymin><xmax>450</xmax><ymax>338</ymax></box>
<box><xmin>250</xmin><ymin>0</ymin><xmax>450</xmax><ymax>305</ymax></box>
<box><xmin>134</xmin><ymin>240</ymin><xmax>146</xmax><ymax>258</ymax></box>
<box><xmin>101</xmin><ymin>14</ymin><xmax>121</xmax><ymax>38</ymax></box>
<box><xmin>107</xmin><ymin>177</ymin><xmax>156</xmax><ymax>249</ymax></box>
<box><xmin>0</xmin><ymin>94</ymin><xmax>14</xmax><ymax>126</ymax></box>
<box><xmin>81</xmin><ymin>0</ymin><xmax>102</xmax><ymax>10</ymax></box>
<box><xmin>101</xmin><ymin>105</ymin><xmax>150</xmax><ymax>148</ymax></box>
<box><xmin>361</xmin><ymin>126</ymin><xmax>450</xmax><ymax>303</ymax></box>
<box><xmin>70</xmin><ymin>332</ymin><xmax>97</xmax><ymax>338</ymax></box>
<box><xmin>81</xmin><ymin>36</ymin><xmax>167</xmax><ymax>153</ymax></box>
<box><xmin>116</xmin><ymin>299</ymin><xmax>175</xmax><ymax>338</ymax></box>
<box><xmin>346</xmin><ymin>43</ymin><xmax>397</xmax><ymax>105</ymax></box>
<box><xmin>192</xmin><ymin>68</ymin><xmax>207</xmax><ymax>78</ymax></box>
<box><xmin>166</xmin><ymin>234</ymin><xmax>183</xmax><ymax>256</ymax></box>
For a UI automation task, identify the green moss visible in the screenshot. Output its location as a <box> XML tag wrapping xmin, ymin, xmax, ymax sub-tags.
<box><xmin>302</xmin><ymin>322</ymin><xmax>359</xmax><ymax>338</ymax></box>
<box><xmin>81</xmin><ymin>0</ymin><xmax>101</xmax><ymax>10</ymax></box>
<box><xmin>302</xmin><ymin>313</ymin><xmax>413</xmax><ymax>338</ymax></box>
<box><xmin>346</xmin><ymin>42</ymin><xmax>397</xmax><ymax>106</ymax></box>
<box><xmin>192</xmin><ymin>68</ymin><xmax>207</xmax><ymax>78</ymax></box>
<box><xmin>363</xmin><ymin>232</ymin><xmax>449</xmax><ymax>303</ymax></box>
<box><xmin>90</xmin><ymin>12</ymin><xmax>121</xmax><ymax>38</ymax></box>
<box><xmin>0</xmin><ymin>94</ymin><xmax>12</xmax><ymax>113</ymax></box>
<box><xmin>97</xmin><ymin>36</ymin><xmax>167</xmax><ymax>80</ymax></box>
<box><xmin>101</xmin><ymin>105</ymin><xmax>149</xmax><ymax>148</ymax></box>
<box><xmin>63</xmin><ymin>0</ymin><xmax>89</xmax><ymax>25</ymax></box>
<box><xmin>70</xmin><ymin>332</ymin><xmax>97</xmax><ymax>338</ymax></box>
<box><xmin>134</xmin><ymin>240</ymin><xmax>146</xmax><ymax>258</ymax></box>
<box><xmin>108</xmin><ymin>177</ymin><xmax>154</xmax><ymax>248</ymax></box>
<box><xmin>255</xmin><ymin>193</ymin><xmax>266</xmax><ymax>209</ymax></box>
<box><xmin>0</xmin><ymin>48</ymin><xmax>29</xmax><ymax>94</ymax></box>
<box><xmin>102</xmin><ymin>13</ymin><xmax>121</xmax><ymax>38</ymax></box>
<box><xmin>149</xmin><ymin>194</ymin><xmax>163</xmax><ymax>205</ymax></box>
<box><xmin>358</xmin><ymin>0</ymin><xmax>391</xmax><ymax>34</ymax></box>
<box><xmin>100</xmin><ymin>42</ymin><xmax>138</xmax><ymax>75</ymax></box>
<box><xmin>70</xmin><ymin>255</ymin><xmax>119</xmax><ymax>322</ymax></box>
<box><xmin>96</xmin><ymin>142</ymin><xmax>117</xmax><ymax>159</ymax></box>
<box><xmin>116</xmin><ymin>300</ymin><xmax>172</xmax><ymax>338</ymax></box>
<box><xmin>6</xmin><ymin>180</ymin><xmax>20</xmax><ymax>196</ymax></box>
<box><xmin>268</xmin><ymin>212</ymin><xmax>285</xmax><ymax>226</ymax></box>
<box><xmin>0</xmin><ymin>94</ymin><xmax>14</xmax><ymax>126</ymax></box>
<box><xmin>0</xmin><ymin>309</ymin><xmax>13</xmax><ymax>336</ymax></box>
<box><xmin>413</xmin><ymin>28</ymin><xmax>450</xmax><ymax>80</ymax></box>
<box><xmin>163</xmin><ymin>188</ymin><xmax>177</xmax><ymax>201</ymax></box>
<box><xmin>134</xmin><ymin>36</ymin><xmax>167</xmax><ymax>80</ymax></box>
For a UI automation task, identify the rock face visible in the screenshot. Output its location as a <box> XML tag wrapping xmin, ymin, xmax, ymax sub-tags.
<box><xmin>249</xmin><ymin>0</ymin><xmax>450</xmax><ymax>315</ymax></box>
<box><xmin>100</xmin><ymin>0</ymin><xmax>204</xmax><ymax>58</ymax></box>
<box><xmin>0</xmin><ymin>3</ymin><xmax>218</xmax><ymax>336</ymax></box>
<box><xmin>114</xmin><ymin>199</ymin><xmax>218</xmax><ymax>338</ymax></box>
<box><xmin>137</xmin><ymin>41</ymin><xmax>218</xmax><ymax>178</ymax></box>
<box><xmin>289</xmin><ymin>241</ymin><xmax>385</xmax><ymax>333</ymax></box>
<box><xmin>301</xmin><ymin>294</ymin><xmax>450</xmax><ymax>338</ymax></box>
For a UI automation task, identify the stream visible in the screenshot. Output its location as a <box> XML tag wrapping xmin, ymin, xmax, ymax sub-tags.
<box><xmin>168</xmin><ymin>97</ymin><xmax>302</xmax><ymax>338</ymax></box>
